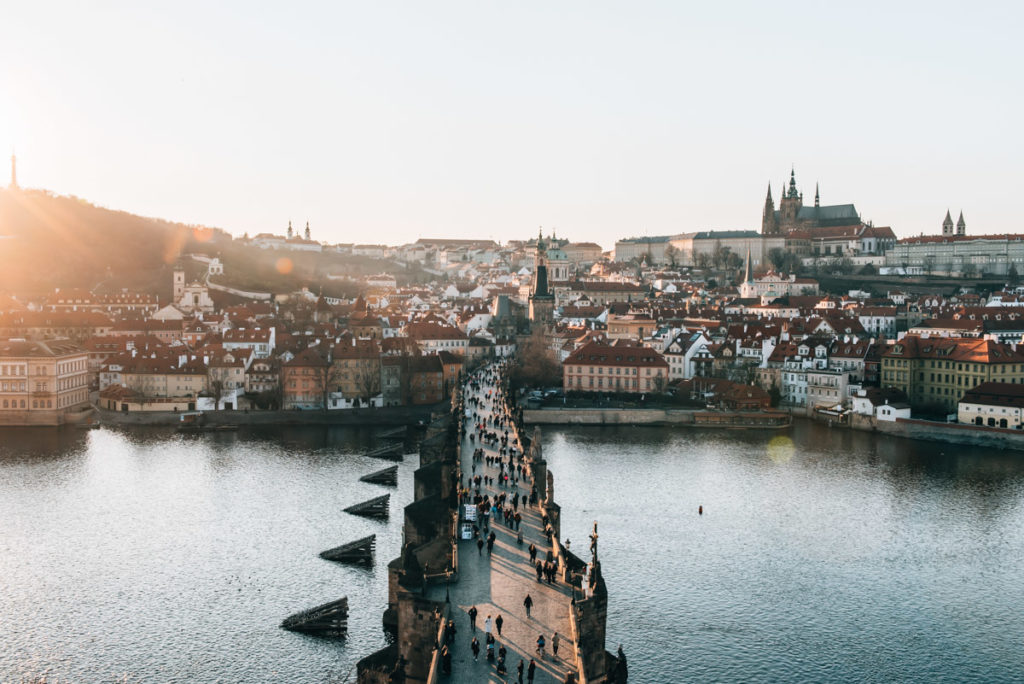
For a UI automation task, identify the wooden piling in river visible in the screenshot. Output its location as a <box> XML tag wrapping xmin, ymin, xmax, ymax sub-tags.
<box><xmin>344</xmin><ymin>494</ymin><xmax>390</xmax><ymax>519</ymax></box>
<box><xmin>320</xmin><ymin>534</ymin><xmax>376</xmax><ymax>565</ymax></box>
<box><xmin>280</xmin><ymin>596</ymin><xmax>349</xmax><ymax>636</ymax></box>
<box><xmin>359</xmin><ymin>465</ymin><xmax>398</xmax><ymax>486</ymax></box>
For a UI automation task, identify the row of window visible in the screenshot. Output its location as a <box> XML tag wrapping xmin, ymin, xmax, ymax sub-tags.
<box><xmin>0</xmin><ymin>365</ymin><xmax>26</xmax><ymax>376</ymax></box>
<box><xmin>567</xmin><ymin>376</ymin><xmax>659</xmax><ymax>390</ymax></box>
<box><xmin>570</xmin><ymin>366</ymin><xmax>657</xmax><ymax>376</ymax></box>
<box><xmin>0</xmin><ymin>395</ymin><xmax>82</xmax><ymax>409</ymax></box>
<box><xmin>56</xmin><ymin>360</ymin><xmax>87</xmax><ymax>374</ymax></box>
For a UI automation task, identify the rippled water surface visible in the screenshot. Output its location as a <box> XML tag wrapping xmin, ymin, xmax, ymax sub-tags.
<box><xmin>2</xmin><ymin>421</ymin><xmax>1024</xmax><ymax>682</ymax></box>
<box><xmin>0</xmin><ymin>426</ymin><xmax>415</xmax><ymax>683</ymax></box>
<box><xmin>543</xmin><ymin>421</ymin><xmax>1024</xmax><ymax>683</ymax></box>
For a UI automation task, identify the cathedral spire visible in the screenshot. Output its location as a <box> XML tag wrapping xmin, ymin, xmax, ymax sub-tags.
<box><xmin>814</xmin><ymin>182</ymin><xmax>820</xmax><ymax>207</ymax></box>
<box><xmin>942</xmin><ymin>210</ymin><xmax>953</xmax><ymax>236</ymax></box>
<box><xmin>744</xmin><ymin>245</ymin><xmax>752</xmax><ymax>283</ymax></box>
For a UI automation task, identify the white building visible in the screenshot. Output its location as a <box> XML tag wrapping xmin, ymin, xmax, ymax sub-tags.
<box><xmin>662</xmin><ymin>330</ymin><xmax>712</xmax><ymax>380</ymax></box>
<box><xmin>958</xmin><ymin>382</ymin><xmax>1024</xmax><ymax>428</ymax></box>
<box><xmin>884</xmin><ymin>231</ymin><xmax>1024</xmax><ymax>277</ymax></box>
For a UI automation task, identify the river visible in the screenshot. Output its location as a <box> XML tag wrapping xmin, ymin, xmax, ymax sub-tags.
<box><xmin>1</xmin><ymin>421</ymin><xmax>1023</xmax><ymax>682</ymax></box>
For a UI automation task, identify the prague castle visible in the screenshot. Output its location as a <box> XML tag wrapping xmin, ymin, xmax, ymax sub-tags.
<box><xmin>762</xmin><ymin>168</ymin><xmax>861</xmax><ymax>236</ymax></box>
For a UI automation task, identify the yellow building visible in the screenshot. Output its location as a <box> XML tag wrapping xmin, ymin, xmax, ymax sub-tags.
<box><xmin>331</xmin><ymin>338</ymin><xmax>382</xmax><ymax>400</ymax></box>
<box><xmin>0</xmin><ymin>338</ymin><xmax>91</xmax><ymax>425</ymax></box>
<box><xmin>881</xmin><ymin>335</ymin><xmax>1024</xmax><ymax>413</ymax></box>
<box><xmin>606</xmin><ymin>313</ymin><xmax>656</xmax><ymax>341</ymax></box>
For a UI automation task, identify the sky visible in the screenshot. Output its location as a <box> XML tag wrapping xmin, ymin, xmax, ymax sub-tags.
<box><xmin>1</xmin><ymin>1</ymin><xmax>1021</xmax><ymax>250</ymax></box>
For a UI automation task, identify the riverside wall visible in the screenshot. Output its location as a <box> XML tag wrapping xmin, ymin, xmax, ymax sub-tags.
<box><xmin>97</xmin><ymin>404</ymin><xmax>439</xmax><ymax>427</ymax></box>
<box><xmin>524</xmin><ymin>407</ymin><xmax>791</xmax><ymax>428</ymax></box>
<box><xmin>846</xmin><ymin>413</ymin><xmax>1024</xmax><ymax>452</ymax></box>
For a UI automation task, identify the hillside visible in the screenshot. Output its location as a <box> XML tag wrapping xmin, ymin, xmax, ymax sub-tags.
<box><xmin>0</xmin><ymin>188</ymin><xmax>438</xmax><ymax>301</ymax></box>
<box><xmin>0</xmin><ymin>188</ymin><xmax>229</xmax><ymax>295</ymax></box>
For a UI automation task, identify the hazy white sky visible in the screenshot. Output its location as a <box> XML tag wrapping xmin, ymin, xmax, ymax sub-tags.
<box><xmin>1</xmin><ymin>2</ymin><xmax>1021</xmax><ymax>249</ymax></box>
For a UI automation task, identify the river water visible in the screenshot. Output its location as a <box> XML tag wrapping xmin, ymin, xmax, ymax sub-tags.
<box><xmin>1</xmin><ymin>421</ymin><xmax>1023</xmax><ymax>682</ymax></box>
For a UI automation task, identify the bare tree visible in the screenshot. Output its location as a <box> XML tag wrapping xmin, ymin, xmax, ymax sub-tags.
<box><xmin>207</xmin><ymin>369</ymin><xmax>225</xmax><ymax>410</ymax></box>
<box><xmin>923</xmin><ymin>254</ymin><xmax>936</xmax><ymax>276</ymax></box>
<box><xmin>319</xmin><ymin>359</ymin><xmax>345</xmax><ymax>410</ymax></box>
<box><xmin>356</xmin><ymin>360</ymin><xmax>382</xmax><ymax>401</ymax></box>
<box><xmin>509</xmin><ymin>329</ymin><xmax>562</xmax><ymax>391</ymax></box>
<box><xmin>665</xmin><ymin>245</ymin><xmax>679</xmax><ymax>268</ymax></box>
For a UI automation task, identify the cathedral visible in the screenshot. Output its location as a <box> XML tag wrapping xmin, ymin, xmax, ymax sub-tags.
<box><xmin>761</xmin><ymin>169</ymin><xmax>861</xmax><ymax>236</ymax></box>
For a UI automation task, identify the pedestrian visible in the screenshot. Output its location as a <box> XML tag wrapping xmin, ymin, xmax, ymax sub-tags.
<box><xmin>536</xmin><ymin>633</ymin><xmax>546</xmax><ymax>659</ymax></box>
<box><xmin>487</xmin><ymin>531</ymin><xmax>496</xmax><ymax>554</ymax></box>
<box><xmin>471</xmin><ymin>636</ymin><xmax>480</xmax><ymax>661</ymax></box>
<box><xmin>552</xmin><ymin>631</ymin><xmax>560</xmax><ymax>657</ymax></box>
<box><xmin>529</xmin><ymin>543</ymin><xmax>537</xmax><ymax>563</ymax></box>
<box><xmin>495</xmin><ymin>613</ymin><xmax>504</xmax><ymax>636</ymax></box>
<box><xmin>484</xmin><ymin>614</ymin><xmax>493</xmax><ymax>637</ymax></box>
<box><xmin>477</xmin><ymin>537</ymin><xmax>484</xmax><ymax>556</ymax></box>
<box><xmin>528</xmin><ymin>659</ymin><xmax>537</xmax><ymax>683</ymax></box>
<box><xmin>441</xmin><ymin>645</ymin><xmax>451</xmax><ymax>674</ymax></box>
<box><xmin>517</xmin><ymin>658</ymin><xmax>525</xmax><ymax>683</ymax></box>
<box><xmin>468</xmin><ymin>605</ymin><xmax>478</xmax><ymax>631</ymax></box>
<box><xmin>523</xmin><ymin>593</ymin><xmax>533</xmax><ymax>617</ymax></box>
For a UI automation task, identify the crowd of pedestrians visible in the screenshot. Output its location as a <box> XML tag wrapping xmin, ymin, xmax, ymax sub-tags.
<box><xmin>447</xmin><ymin>361</ymin><xmax>575</xmax><ymax>682</ymax></box>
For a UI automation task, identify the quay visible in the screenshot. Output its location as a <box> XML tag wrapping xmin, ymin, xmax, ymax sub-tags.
<box><xmin>523</xmin><ymin>406</ymin><xmax>791</xmax><ymax>428</ymax></box>
<box><xmin>357</xmin><ymin>362</ymin><xmax>626</xmax><ymax>683</ymax></box>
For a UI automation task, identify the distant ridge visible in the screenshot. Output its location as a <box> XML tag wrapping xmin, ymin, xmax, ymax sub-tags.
<box><xmin>0</xmin><ymin>188</ymin><xmax>228</xmax><ymax>295</ymax></box>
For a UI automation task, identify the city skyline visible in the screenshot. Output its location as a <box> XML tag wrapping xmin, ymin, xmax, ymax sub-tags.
<box><xmin>2</xmin><ymin>2</ymin><xmax>1021</xmax><ymax>247</ymax></box>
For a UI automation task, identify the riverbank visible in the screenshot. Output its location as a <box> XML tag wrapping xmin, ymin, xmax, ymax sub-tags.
<box><xmin>97</xmin><ymin>404</ymin><xmax>441</xmax><ymax>427</ymax></box>
<box><xmin>842</xmin><ymin>413</ymin><xmax>1024</xmax><ymax>452</ymax></box>
<box><xmin>524</xmin><ymin>406</ymin><xmax>791</xmax><ymax>428</ymax></box>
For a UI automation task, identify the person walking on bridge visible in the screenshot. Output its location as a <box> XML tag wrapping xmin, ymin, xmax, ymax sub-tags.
<box><xmin>468</xmin><ymin>605</ymin><xmax>478</xmax><ymax>631</ymax></box>
<box><xmin>523</xmin><ymin>593</ymin><xmax>533</xmax><ymax>617</ymax></box>
<box><xmin>527</xmin><ymin>658</ymin><xmax>537</xmax><ymax>683</ymax></box>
